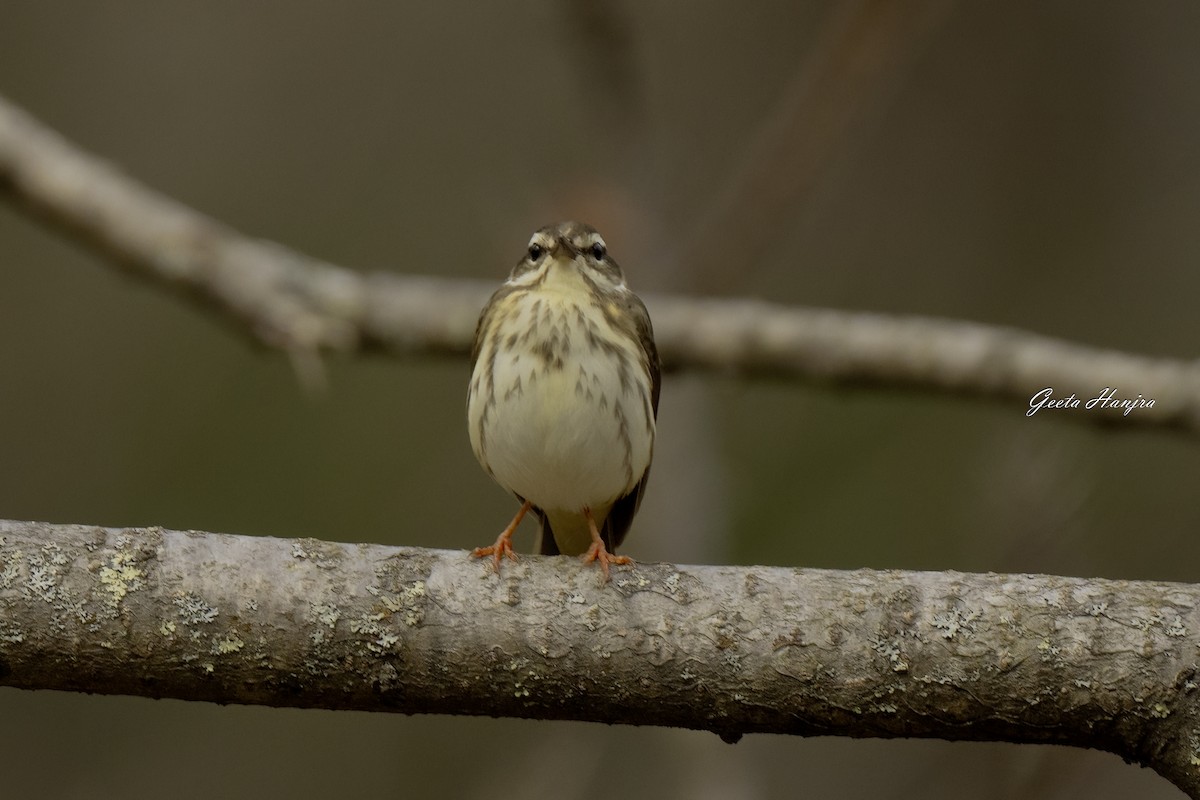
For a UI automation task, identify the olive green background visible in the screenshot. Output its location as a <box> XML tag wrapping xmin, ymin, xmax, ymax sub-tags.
<box><xmin>2</xmin><ymin>2</ymin><xmax>1199</xmax><ymax>798</ymax></box>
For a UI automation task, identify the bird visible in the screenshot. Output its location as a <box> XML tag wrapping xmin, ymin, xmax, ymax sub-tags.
<box><xmin>467</xmin><ymin>221</ymin><xmax>660</xmax><ymax>581</ymax></box>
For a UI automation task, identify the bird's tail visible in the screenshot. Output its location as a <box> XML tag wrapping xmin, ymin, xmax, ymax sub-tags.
<box><xmin>533</xmin><ymin>506</ymin><xmax>620</xmax><ymax>557</ymax></box>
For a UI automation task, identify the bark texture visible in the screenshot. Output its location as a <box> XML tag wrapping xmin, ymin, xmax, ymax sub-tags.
<box><xmin>1</xmin><ymin>519</ymin><xmax>1198</xmax><ymax>796</ymax></box>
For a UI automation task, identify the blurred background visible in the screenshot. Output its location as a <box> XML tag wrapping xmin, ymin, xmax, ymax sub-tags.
<box><xmin>2</xmin><ymin>2</ymin><xmax>1199</xmax><ymax>798</ymax></box>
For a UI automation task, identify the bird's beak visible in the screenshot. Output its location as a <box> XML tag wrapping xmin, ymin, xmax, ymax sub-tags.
<box><xmin>555</xmin><ymin>236</ymin><xmax>581</xmax><ymax>260</ymax></box>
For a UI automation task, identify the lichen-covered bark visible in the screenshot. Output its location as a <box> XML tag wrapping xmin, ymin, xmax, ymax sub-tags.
<box><xmin>1</xmin><ymin>519</ymin><xmax>1198</xmax><ymax>796</ymax></box>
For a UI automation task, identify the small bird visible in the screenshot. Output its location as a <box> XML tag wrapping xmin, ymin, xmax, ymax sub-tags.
<box><xmin>467</xmin><ymin>222</ymin><xmax>660</xmax><ymax>580</ymax></box>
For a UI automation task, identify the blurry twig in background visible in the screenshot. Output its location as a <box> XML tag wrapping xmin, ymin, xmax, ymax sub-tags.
<box><xmin>672</xmin><ymin>0</ymin><xmax>955</xmax><ymax>294</ymax></box>
<box><xmin>563</xmin><ymin>0</ymin><xmax>643</xmax><ymax>140</ymax></box>
<box><xmin>2</xmin><ymin>93</ymin><xmax>1199</xmax><ymax>435</ymax></box>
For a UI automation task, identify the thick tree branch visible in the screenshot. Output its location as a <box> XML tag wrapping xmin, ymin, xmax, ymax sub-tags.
<box><xmin>1</xmin><ymin>519</ymin><xmax>1198</xmax><ymax>796</ymax></box>
<box><xmin>2</xmin><ymin>93</ymin><xmax>1199</xmax><ymax>433</ymax></box>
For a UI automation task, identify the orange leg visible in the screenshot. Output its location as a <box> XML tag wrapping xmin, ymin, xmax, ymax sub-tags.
<box><xmin>581</xmin><ymin>506</ymin><xmax>634</xmax><ymax>582</ymax></box>
<box><xmin>472</xmin><ymin>500</ymin><xmax>532</xmax><ymax>572</ymax></box>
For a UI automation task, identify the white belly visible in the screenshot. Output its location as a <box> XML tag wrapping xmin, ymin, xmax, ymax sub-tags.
<box><xmin>468</xmin><ymin>293</ymin><xmax>654</xmax><ymax>515</ymax></box>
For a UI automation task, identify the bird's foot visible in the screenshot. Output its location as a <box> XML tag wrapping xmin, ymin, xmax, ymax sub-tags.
<box><xmin>581</xmin><ymin>541</ymin><xmax>633</xmax><ymax>583</ymax></box>
<box><xmin>471</xmin><ymin>500</ymin><xmax>531</xmax><ymax>573</ymax></box>
<box><xmin>582</xmin><ymin>505</ymin><xmax>633</xmax><ymax>583</ymax></box>
<box><xmin>471</xmin><ymin>535</ymin><xmax>518</xmax><ymax>572</ymax></box>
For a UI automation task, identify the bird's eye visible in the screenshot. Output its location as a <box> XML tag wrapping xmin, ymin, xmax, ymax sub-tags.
<box><xmin>590</xmin><ymin>242</ymin><xmax>607</xmax><ymax>260</ymax></box>
<box><xmin>528</xmin><ymin>243</ymin><xmax>543</xmax><ymax>261</ymax></box>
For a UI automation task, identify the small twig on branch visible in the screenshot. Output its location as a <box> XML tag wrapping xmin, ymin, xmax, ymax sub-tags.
<box><xmin>2</xmin><ymin>93</ymin><xmax>1199</xmax><ymax>433</ymax></box>
<box><xmin>1</xmin><ymin>519</ymin><xmax>1199</xmax><ymax>797</ymax></box>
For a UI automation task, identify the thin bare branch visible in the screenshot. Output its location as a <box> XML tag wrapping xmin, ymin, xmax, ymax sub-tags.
<box><xmin>1</xmin><ymin>519</ymin><xmax>1197</xmax><ymax>797</ymax></box>
<box><xmin>2</xmin><ymin>93</ymin><xmax>1198</xmax><ymax>434</ymax></box>
<box><xmin>672</xmin><ymin>0</ymin><xmax>956</xmax><ymax>293</ymax></box>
